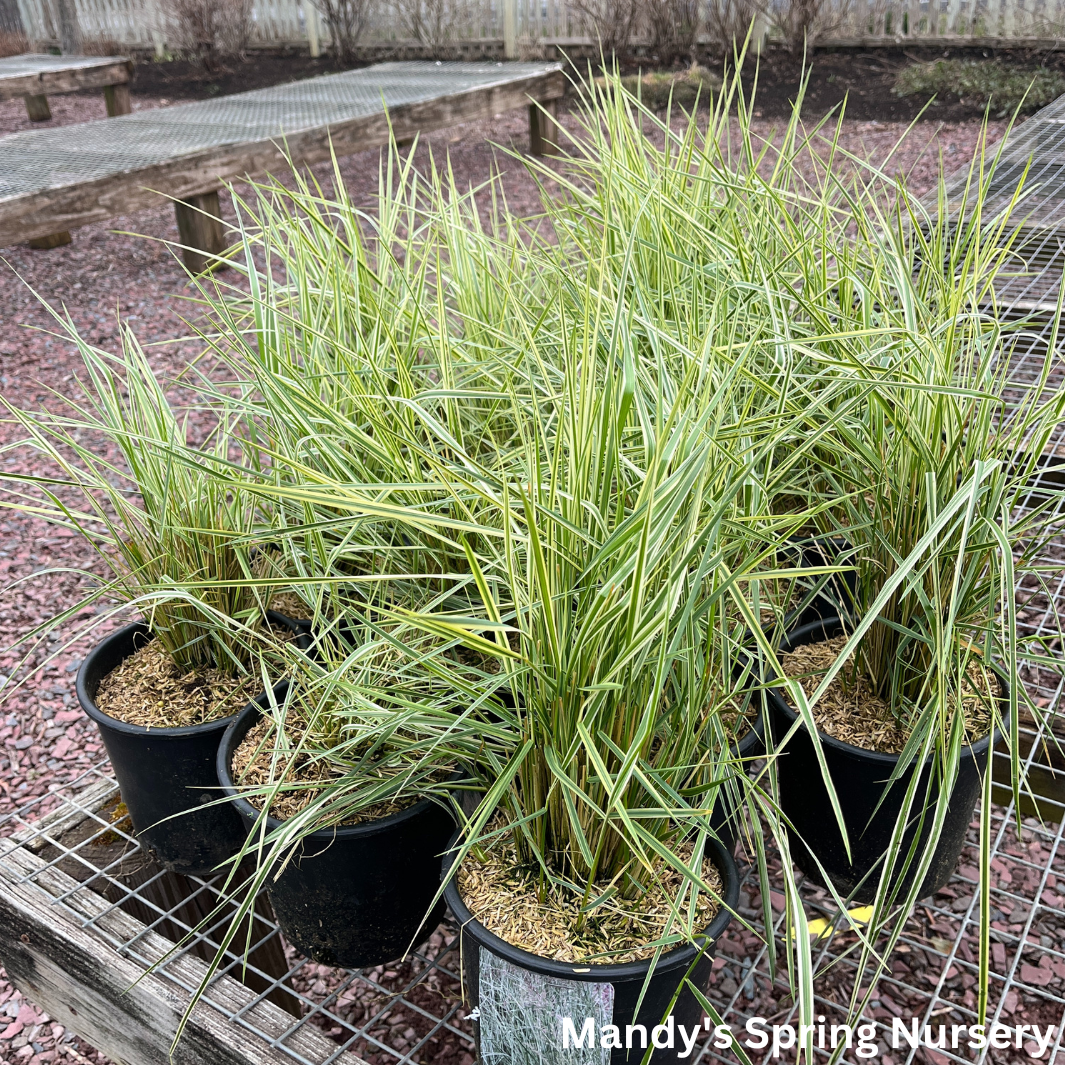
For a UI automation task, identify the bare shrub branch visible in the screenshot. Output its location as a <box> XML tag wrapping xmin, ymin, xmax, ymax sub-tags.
<box><xmin>570</xmin><ymin>0</ymin><xmax>637</xmax><ymax>64</ymax></box>
<box><xmin>314</xmin><ymin>0</ymin><xmax>371</xmax><ymax>63</ymax></box>
<box><xmin>0</xmin><ymin>29</ymin><xmax>28</xmax><ymax>56</ymax></box>
<box><xmin>704</xmin><ymin>0</ymin><xmax>758</xmax><ymax>53</ymax></box>
<box><xmin>645</xmin><ymin>0</ymin><xmax>700</xmax><ymax>66</ymax></box>
<box><xmin>763</xmin><ymin>0</ymin><xmax>849</xmax><ymax>51</ymax></box>
<box><xmin>393</xmin><ymin>0</ymin><xmax>469</xmax><ymax>51</ymax></box>
<box><xmin>164</xmin><ymin>0</ymin><xmax>251</xmax><ymax>70</ymax></box>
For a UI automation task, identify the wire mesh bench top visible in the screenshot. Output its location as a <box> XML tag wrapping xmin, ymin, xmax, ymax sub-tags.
<box><xmin>0</xmin><ymin>60</ymin><xmax>565</xmax><ymax>248</ymax></box>
<box><xmin>1</xmin><ymin>732</ymin><xmax>1063</xmax><ymax>1065</ymax></box>
<box><xmin>943</xmin><ymin>92</ymin><xmax>1065</xmax><ymax>222</ymax></box>
<box><xmin>0</xmin><ymin>53</ymin><xmax>132</xmax><ymax>101</ymax></box>
<box><xmin>937</xmin><ymin>92</ymin><xmax>1065</xmax><ymax>315</ymax></box>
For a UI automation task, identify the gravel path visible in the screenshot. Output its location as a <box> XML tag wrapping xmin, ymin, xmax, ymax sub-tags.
<box><xmin>0</xmin><ymin>92</ymin><xmax>1010</xmax><ymax>1065</ymax></box>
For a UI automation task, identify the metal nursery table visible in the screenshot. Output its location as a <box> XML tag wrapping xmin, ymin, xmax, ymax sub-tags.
<box><xmin>0</xmin><ymin>60</ymin><xmax>564</xmax><ymax>268</ymax></box>
<box><xmin>0</xmin><ymin>53</ymin><xmax>133</xmax><ymax>122</ymax></box>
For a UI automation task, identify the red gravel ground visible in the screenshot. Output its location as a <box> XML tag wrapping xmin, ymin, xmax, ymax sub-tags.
<box><xmin>711</xmin><ymin>811</ymin><xmax>1065</xmax><ymax>1065</ymax></box>
<box><xmin>0</xmin><ymin>90</ymin><xmax>1013</xmax><ymax>1064</ymax></box>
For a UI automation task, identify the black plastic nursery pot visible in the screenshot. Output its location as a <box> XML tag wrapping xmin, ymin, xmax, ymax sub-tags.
<box><xmin>268</xmin><ymin>613</ymin><xmax>379</xmax><ymax>664</ymax></box>
<box><xmin>76</xmin><ymin>617</ymin><xmax>297</xmax><ymax>876</ymax></box>
<box><xmin>783</xmin><ymin>535</ymin><xmax>856</xmax><ymax>628</ymax></box>
<box><xmin>766</xmin><ymin>617</ymin><xmax>1003</xmax><ymax>904</ymax></box>
<box><xmin>709</xmin><ymin>706</ymin><xmax>765</xmax><ymax>853</ymax></box>
<box><xmin>268</xmin><ymin>610</ymin><xmax>313</xmax><ymax>637</ymax></box>
<box><xmin>217</xmin><ymin>698</ymin><xmax>457</xmax><ymax>968</ymax></box>
<box><xmin>442</xmin><ymin>837</ymin><xmax>739</xmax><ymax>1065</ymax></box>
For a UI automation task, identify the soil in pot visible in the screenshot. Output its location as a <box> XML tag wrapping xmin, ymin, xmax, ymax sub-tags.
<box><xmin>94</xmin><ymin>639</ymin><xmax>259</xmax><ymax>727</ymax></box>
<box><xmin>231</xmin><ymin>718</ymin><xmax>423</xmax><ymax>825</ymax></box>
<box><xmin>77</xmin><ymin>613</ymin><xmax>300</xmax><ymax>875</ymax></box>
<box><xmin>217</xmin><ymin>699</ymin><xmax>457</xmax><ymax>968</ymax></box>
<box><xmin>442</xmin><ymin>830</ymin><xmax>739</xmax><ymax>1064</ymax></box>
<box><xmin>767</xmin><ymin>616</ymin><xmax>1001</xmax><ymax>903</ymax></box>
<box><xmin>268</xmin><ymin>591</ymin><xmax>315</xmax><ymax>622</ymax></box>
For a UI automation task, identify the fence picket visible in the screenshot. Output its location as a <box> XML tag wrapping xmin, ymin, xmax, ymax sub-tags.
<box><xmin>18</xmin><ymin>0</ymin><xmax>1065</xmax><ymax>53</ymax></box>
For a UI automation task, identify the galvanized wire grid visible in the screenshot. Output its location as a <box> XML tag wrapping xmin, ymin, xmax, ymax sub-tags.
<box><xmin>0</xmin><ymin>54</ymin><xmax>130</xmax><ymax>79</ymax></box>
<box><xmin>697</xmin><ymin>735</ymin><xmax>1065</xmax><ymax>1065</ymax></box>
<box><xmin>942</xmin><ymin>92</ymin><xmax>1065</xmax><ymax>317</ymax></box>
<box><xmin>0</xmin><ymin>61</ymin><xmax>559</xmax><ymax>201</ymax></box>
<box><xmin>0</xmin><ymin>771</ymin><xmax>473</xmax><ymax>1065</ymax></box>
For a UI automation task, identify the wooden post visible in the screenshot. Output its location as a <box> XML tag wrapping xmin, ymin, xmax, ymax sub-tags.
<box><xmin>103</xmin><ymin>83</ymin><xmax>132</xmax><ymax>116</ymax></box>
<box><xmin>752</xmin><ymin>12</ymin><xmax>767</xmax><ymax>55</ymax></box>
<box><xmin>305</xmin><ymin>0</ymin><xmax>321</xmax><ymax>57</ymax></box>
<box><xmin>529</xmin><ymin>97</ymin><xmax>559</xmax><ymax>157</ymax></box>
<box><xmin>24</xmin><ymin>93</ymin><xmax>52</xmax><ymax>121</ymax></box>
<box><xmin>503</xmin><ymin>0</ymin><xmax>518</xmax><ymax>58</ymax></box>
<box><xmin>174</xmin><ymin>191</ymin><xmax>227</xmax><ymax>274</ymax></box>
<box><xmin>56</xmin><ymin>0</ymin><xmax>84</xmax><ymax>55</ymax></box>
<box><xmin>22</xmin><ymin>87</ymin><xmax>73</xmax><ymax>243</ymax></box>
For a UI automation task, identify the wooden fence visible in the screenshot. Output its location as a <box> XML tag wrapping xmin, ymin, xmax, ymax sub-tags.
<box><xmin>13</xmin><ymin>0</ymin><xmax>1065</xmax><ymax>56</ymax></box>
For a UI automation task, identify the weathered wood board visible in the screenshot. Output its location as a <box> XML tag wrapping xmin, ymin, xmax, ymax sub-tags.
<box><xmin>0</xmin><ymin>61</ymin><xmax>565</xmax><ymax>248</ymax></box>
<box><xmin>0</xmin><ymin>782</ymin><xmax>367</xmax><ymax>1065</ymax></box>
<box><xmin>0</xmin><ymin>54</ymin><xmax>132</xmax><ymax>103</ymax></box>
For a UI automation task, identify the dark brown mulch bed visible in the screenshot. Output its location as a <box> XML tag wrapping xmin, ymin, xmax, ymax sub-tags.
<box><xmin>109</xmin><ymin>44</ymin><xmax>1065</xmax><ymax>121</ymax></box>
<box><xmin>124</xmin><ymin>52</ymin><xmax>369</xmax><ymax>101</ymax></box>
<box><xmin>728</xmin><ymin>45</ymin><xmax>1065</xmax><ymax>122</ymax></box>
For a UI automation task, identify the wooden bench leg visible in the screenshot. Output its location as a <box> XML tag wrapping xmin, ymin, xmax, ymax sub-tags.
<box><xmin>27</xmin><ymin>231</ymin><xmax>72</xmax><ymax>249</ymax></box>
<box><xmin>21</xmin><ymin>92</ymin><xmax>71</xmax><ymax>249</ymax></box>
<box><xmin>103</xmin><ymin>83</ymin><xmax>132</xmax><ymax>117</ymax></box>
<box><xmin>174</xmin><ymin>191</ymin><xmax>227</xmax><ymax>274</ymax></box>
<box><xmin>529</xmin><ymin>98</ymin><xmax>560</xmax><ymax>157</ymax></box>
<box><xmin>24</xmin><ymin>94</ymin><xmax>52</xmax><ymax>122</ymax></box>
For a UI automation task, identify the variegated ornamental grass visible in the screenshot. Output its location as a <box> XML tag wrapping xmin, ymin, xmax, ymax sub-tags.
<box><xmin>0</xmin><ymin>331</ymin><xmax>285</xmax><ymax>689</ymax></box>
<box><xmin>187</xmin><ymin>137</ymin><xmax>791</xmax><ymax>961</ymax></box>
<box><xmin>10</xmin><ymin>59</ymin><xmax>1064</xmax><ymax>1056</ymax></box>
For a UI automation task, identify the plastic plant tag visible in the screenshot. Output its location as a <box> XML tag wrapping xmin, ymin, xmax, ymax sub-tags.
<box><xmin>478</xmin><ymin>945</ymin><xmax>614</xmax><ymax>1063</ymax></box>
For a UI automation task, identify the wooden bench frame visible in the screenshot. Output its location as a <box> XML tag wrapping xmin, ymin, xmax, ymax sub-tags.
<box><xmin>2</xmin><ymin>55</ymin><xmax>135</xmax><ymax>248</ymax></box>
<box><xmin>4</xmin><ymin>67</ymin><xmax>565</xmax><ymax>271</ymax></box>
<box><xmin>0</xmin><ymin>780</ymin><xmax>370</xmax><ymax>1065</ymax></box>
<box><xmin>0</xmin><ymin>55</ymin><xmax>134</xmax><ymax>123</ymax></box>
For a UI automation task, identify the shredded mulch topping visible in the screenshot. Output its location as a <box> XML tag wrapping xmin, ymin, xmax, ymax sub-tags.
<box><xmin>458</xmin><ymin>833</ymin><xmax>723</xmax><ymax>964</ymax></box>
<box><xmin>232</xmin><ymin>719</ymin><xmax>416</xmax><ymax>825</ymax></box>
<box><xmin>95</xmin><ymin>641</ymin><xmax>257</xmax><ymax>728</ymax></box>
<box><xmin>780</xmin><ymin>636</ymin><xmax>995</xmax><ymax>754</ymax></box>
<box><xmin>720</xmin><ymin>697</ymin><xmax>757</xmax><ymax>742</ymax></box>
<box><xmin>269</xmin><ymin>592</ymin><xmax>315</xmax><ymax>621</ymax></box>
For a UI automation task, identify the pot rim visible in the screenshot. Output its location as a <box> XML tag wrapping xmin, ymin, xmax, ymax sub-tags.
<box><xmin>77</xmin><ymin>620</ymin><xmax>291</xmax><ymax>740</ymax></box>
<box><xmin>216</xmin><ymin>695</ymin><xmax>452</xmax><ymax>842</ymax></box>
<box><xmin>733</xmin><ymin>702</ymin><xmax>766</xmax><ymax>757</ymax></box>
<box><xmin>267</xmin><ymin>610</ymin><xmax>313</xmax><ymax>633</ymax></box>
<box><xmin>441</xmin><ymin>832</ymin><xmax>739</xmax><ymax>983</ymax></box>
<box><xmin>767</xmin><ymin>616</ymin><xmax>1005</xmax><ymax>765</ymax></box>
